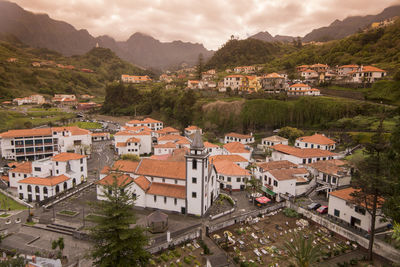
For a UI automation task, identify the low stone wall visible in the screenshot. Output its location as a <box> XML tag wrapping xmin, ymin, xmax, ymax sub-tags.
<box><xmin>147</xmin><ymin>227</ymin><xmax>202</xmax><ymax>254</ymax></box>
<box><xmin>207</xmin><ymin>202</ymin><xmax>286</xmax><ymax>234</ymax></box>
<box><xmin>289</xmin><ymin>203</ymin><xmax>400</xmax><ymax>264</ymax></box>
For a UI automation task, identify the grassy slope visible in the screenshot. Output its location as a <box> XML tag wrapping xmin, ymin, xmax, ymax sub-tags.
<box><xmin>0</xmin><ymin>41</ymin><xmax>152</xmax><ymax>101</ymax></box>
<box><xmin>0</xmin><ymin>192</ymin><xmax>26</xmax><ymax>210</ymax></box>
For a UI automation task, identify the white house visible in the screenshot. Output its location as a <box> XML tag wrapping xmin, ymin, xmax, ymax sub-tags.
<box><xmin>306</xmin><ymin>159</ymin><xmax>351</xmax><ymax>198</ymax></box>
<box><xmin>254</xmin><ymin>160</ymin><xmax>296</xmax><ymax>181</ymax></box>
<box><xmin>338</xmin><ymin>65</ymin><xmax>359</xmax><ymax>76</ymax></box>
<box><xmin>295</xmin><ymin>134</ymin><xmax>336</xmax><ymax>151</ymax></box>
<box><xmin>13</xmin><ymin>95</ymin><xmax>45</xmax><ymax>106</ymax></box>
<box><xmin>154</xmin><ymin>142</ymin><xmax>177</xmax><ymax>156</ymax></box>
<box><xmin>224</xmin><ymin>133</ymin><xmax>254</xmax><ymax>144</ymax></box>
<box><xmin>125</xmin><ymin>118</ymin><xmax>163</xmax><ymax>131</ymax></box>
<box><xmin>223</xmin><ymin>75</ymin><xmax>243</xmax><ymax>90</ymax></box>
<box><xmin>115</xmin><ymin>137</ymin><xmax>141</xmax><ymax>156</ymax></box>
<box><xmin>121</xmin><ymin>75</ymin><xmax>152</xmax><ymax>83</ymax></box>
<box><xmin>351</xmin><ymin>66</ymin><xmax>386</xmax><ymax>83</ymax></box>
<box><xmin>204</xmin><ymin>142</ymin><xmax>223</xmax><ymax>156</ymax></box>
<box><xmin>92</xmin><ymin>132</ymin><xmax>110</xmax><ymax>141</ymax></box>
<box><xmin>301</xmin><ymin>69</ymin><xmax>318</xmax><ymax>81</ymax></box>
<box><xmin>97</xmin><ymin>131</ymin><xmax>220</xmax><ymax>216</ymax></box>
<box><xmin>214</xmin><ymin>160</ymin><xmax>250</xmax><ymax>191</ymax></box>
<box><xmin>8</xmin><ymin>161</ymin><xmax>32</xmax><ymax>188</ymax></box>
<box><xmin>114</xmin><ymin>129</ymin><xmax>152</xmax><ymax>155</ymax></box>
<box><xmin>154</xmin><ymin>127</ymin><xmax>180</xmax><ymax>138</ymax></box>
<box><xmin>16</xmin><ymin>152</ymin><xmax>87</xmax><ymax>202</ymax></box>
<box><xmin>184</xmin><ymin>126</ymin><xmax>202</xmax><ymax>137</ymax></box>
<box><xmin>0</xmin><ymin>126</ymin><xmax>92</xmax><ymax>161</ymax></box>
<box><xmin>210</xmin><ymin>154</ymin><xmax>249</xmax><ymax>169</ymax></box>
<box><xmin>260</xmin><ymin>135</ymin><xmax>288</xmax><ymax>149</ymax></box>
<box><xmin>287</xmin><ymin>84</ymin><xmax>320</xmax><ymax>96</ymax></box>
<box><xmin>234</xmin><ymin>66</ymin><xmax>256</xmax><ymax>74</ymax></box>
<box><xmin>328</xmin><ymin>187</ymin><xmax>387</xmax><ymax>232</ymax></box>
<box><xmin>223</xmin><ymin>142</ymin><xmax>252</xmax><ymax>161</ymax></box>
<box><xmin>271</xmin><ymin>144</ymin><xmax>338</xmax><ymax>165</ymax></box>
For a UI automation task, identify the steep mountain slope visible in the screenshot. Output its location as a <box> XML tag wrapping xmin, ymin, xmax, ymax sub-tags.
<box><xmin>249</xmin><ymin>31</ymin><xmax>295</xmax><ymax>43</ymax></box>
<box><xmin>0</xmin><ymin>0</ymin><xmax>213</xmax><ymax>70</ymax></box>
<box><xmin>302</xmin><ymin>5</ymin><xmax>400</xmax><ymax>42</ymax></box>
<box><xmin>0</xmin><ymin>40</ymin><xmax>151</xmax><ymax>100</ymax></box>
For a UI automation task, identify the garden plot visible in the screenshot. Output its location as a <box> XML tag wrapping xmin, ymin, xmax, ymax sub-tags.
<box><xmin>212</xmin><ymin>209</ymin><xmax>358</xmax><ymax>267</ymax></box>
<box><xmin>149</xmin><ymin>240</ymin><xmax>207</xmax><ymax>267</ymax></box>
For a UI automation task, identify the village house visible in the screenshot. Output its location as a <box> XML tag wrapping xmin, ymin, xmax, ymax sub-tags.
<box><xmin>328</xmin><ymin>187</ymin><xmax>387</xmax><ymax>232</ymax></box>
<box><xmin>301</xmin><ymin>69</ymin><xmax>319</xmax><ymax>81</ymax></box>
<box><xmin>159</xmin><ymin>74</ymin><xmax>173</xmax><ymax>83</ymax></box>
<box><xmin>260</xmin><ymin>135</ymin><xmax>288</xmax><ymax>149</ymax></box>
<box><xmin>271</xmin><ymin>144</ymin><xmax>338</xmax><ymax>165</ymax></box>
<box><xmin>337</xmin><ymin>65</ymin><xmax>359</xmax><ymax>76</ymax></box>
<box><xmin>187</xmin><ymin>80</ymin><xmax>201</xmax><ymax>89</ymax></box>
<box><xmin>114</xmin><ymin>128</ymin><xmax>152</xmax><ymax>155</ymax></box>
<box><xmin>224</xmin><ymin>133</ymin><xmax>254</xmax><ymax>144</ymax></box>
<box><xmin>295</xmin><ymin>133</ymin><xmax>336</xmax><ymax>150</ymax></box>
<box><xmin>154</xmin><ymin>127</ymin><xmax>180</xmax><ymax>138</ymax></box>
<box><xmin>125</xmin><ymin>118</ymin><xmax>163</xmax><ymax>131</ymax></box>
<box><xmin>12</xmin><ymin>95</ymin><xmax>45</xmax><ymax>106</ymax></box>
<box><xmin>201</xmin><ymin>71</ymin><xmax>216</xmax><ymax>81</ymax></box>
<box><xmin>81</xmin><ymin>94</ymin><xmax>95</xmax><ymax>99</ymax></box>
<box><xmin>157</xmin><ymin>135</ymin><xmax>191</xmax><ymax>149</ymax></box>
<box><xmin>215</xmin><ymin>160</ymin><xmax>250</xmax><ymax>191</ymax></box>
<box><xmin>6</xmin><ymin>58</ymin><xmax>17</xmax><ymax>63</ymax></box>
<box><xmin>287</xmin><ymin>83</ymin><xmax>320</xmax><ymax>96</ymax></box>
<box><xmin>350</xmin><ymin>66</ymin><xmax>387</xmax><ymax>83</ymax></box>
<box><xmin>254</xmin><ymin>160</ymin><xmax>296</xmax><ymax>182</ymax></box>
<box><xmin>184</xmin><ymin>126</ymin><xmax>202</xmax><ymax>137</ymax></box>
<box><xmin>97</xmin><ymin>132</ymin><xmax>220</xmax><ymax>216</ymax></box>
<box><xmin>234</xmin><ymin>66</ymin><xmax>256</xmax><ymax>74</ymax></box>
<box><xmin>223</xmin><ymin>142</ymin><xmax>252</xmax><ymax>161</ymax></box>
<box><xmin>210</xmin><ymin>154</ymin><xmax>249</xmax><ymax>169</ymax></box>
<box><xmin>223</xmin><ymin>75</ymin><xmax>243</xmax><ymax>91</ymax></box>
<box><xmin>260</xmin><ymin>73</ymin><xmax>287</xmax><ymax>93</ymax></box>
<box><xmin>91</xmin><ymin>132</ymin><xmax>110</xmax><ymax>142</ymax></box>
<box><xmin>204</xmin><ymin>142</ymin><xmax>223</xmax><ymax>156</ymax></box>
<box><xmin>154</xmin><ymin>142</ymin><xmax>178</xmax><ymax>156</ymax></box>
<box><xmin>241</xmin><ymin>76</ymin><xmax>261</xmax><ymax>92</ymax></box>
<box><xmin>0</xmin><ymin>126</ymin><xmax>92</xmax><ymax>161</ymax></box>
<box><xmin>16</xmin><ymin>152</ymin><xmax>87</xmax><ymax>202</ymax></box>
<box><xmin>309</xmin><ymin>63</ymin><xmax>329</xmax><ymax>73</ymax></box>
<box><xmin>121</xmin><ymin>74</ymin><xmax>152</xmax><ymax>83</ymax></box>
<box><xmin>306</xmin><ymin>159</ymin><xmax>351</xmax><ymax>198</ymax></box>
<box><xmin>51</xmin><ymin>94</ymin><xmax>77</xmax><ymax>106</ymax></box>
<box><xmin>77</xmin><ymin>102</ymin><xmax>101</xmax><ymax>111</ymax></box>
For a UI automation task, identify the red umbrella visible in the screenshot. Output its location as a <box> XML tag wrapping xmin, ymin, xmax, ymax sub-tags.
<box><xmin>255</xmin><ymin>196</ymin><xmax>271</xmax><ymax>204</ymax></box>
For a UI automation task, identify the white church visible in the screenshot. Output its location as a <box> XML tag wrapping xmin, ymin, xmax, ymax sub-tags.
<box><xmin>96</xmin><ymin>131</ymin><xmax>220</xmax><ymax>216</ymax></box>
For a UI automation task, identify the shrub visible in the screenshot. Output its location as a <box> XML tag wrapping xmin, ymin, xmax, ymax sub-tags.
<box><xmin>183</xmin><ymin>256</ymin><xmax>192</xmax><ymax>265</ymax></box>
<box><xmin>161</xmin><ymin>253</ymin><xmax>169</xmax><ymax>262</ymax></box>
<box><xmin>283</xmin><ymin>208</ymin><xmax>299</xmax><ymax>218</ymax></box>
<box><xmin>233</xmin><ymin>256</ymin><xmax>240</xmax><ymax>263</ymax></box>
<box><xmin>193</xmin><ymin>260</ymin><xmax>201</xmax><ymax>266</ymax></box>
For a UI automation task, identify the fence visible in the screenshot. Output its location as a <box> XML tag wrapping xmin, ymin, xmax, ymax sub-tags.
<box><xmin>207</xmin><ymin>202</ymin><xmax>286</xmax><ymax>234</ymax></box>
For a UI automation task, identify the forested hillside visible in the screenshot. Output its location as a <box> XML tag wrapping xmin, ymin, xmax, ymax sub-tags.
<box><xmin>0</xmin><ymin>41</ymin><xmax>151</xmax><ymax>100</ymax></box>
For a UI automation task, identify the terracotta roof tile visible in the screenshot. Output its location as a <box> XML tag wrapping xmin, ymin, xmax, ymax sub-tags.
<box><xmin>112</xmin><ymin>160</ymin><xmax>140</xmax><ymax>173</ymax></box>
<box><xmin>185</xmin><ymin>125</ymin><xmax>200</xmax><ymax>131</ymax></box>
<box><xmin>136</xmin><ymin>158</ymin><xmax>186</xmax><ymax>180</ymax></box>
<box><xmin>0</xmin><ymin>128</ymin><xmax>52</xmax><ymax>138</ymax></box>
<box><xmin>134</xmin><ymin>176</ymin><xmax>151</xmax><ymax>191</ymax></box>
<box><xmin>154</xmin><ymin>142</ymin><xmax>177</xmax><ymax>149</ymax></box>
<box><xmin>223</xmin><ymin>142</ymin><xmax>250</xmax><ymax>154</ymax></box>
<box><xmin>210</xmin><ymin>155</ymin><xmax>248</xmax><ymax>163</ymax></box>
<box><xmin>19</xmin><ymin>175</ymin><xmax>69</xmax><ymax>186</ymax></box>
<box><xmin>290</xmin><ymin>83</ymin><xmax>310</xmax><ymax>88</ymax></box>
<box><xmin>272</xmin><ymin>144</ymin><xmax>337</xmax><ymax>158</ymax></box>
<box><xmin>256</xmin><ymin>160</ymin><xmax>297</xmax><ymax>171</ymax></box>
<box><xmin>262</xmin><ymin>135</ymin><xmax>288</xmax><ymax>142</ymax></box>
<box><xmin>1</xmin><ymin>175</ymin><xmax>9</xmax><ymax>182</ymax></box>
<box><xmin>10</xmin><ymin>161</ymin><xmax>32</xmax><ymax>173</ymax></box>
<box><xmin>297</xmin><ymin>134</ymin><xmax>335</xmax><ymax>145</ymax></box>
<box><xmin>158</xmin><ymin>135</ymin><xmax>187</xmax><ymax>142</ymax></box>
<box><xmin>52</xmin><ymin>152</ymin><xmax>86</xmax><ymax>162</ymax></box>
<box><xmin>147</xmin><ymin>182</ymin><xmax>186</xmax><ymax>199</ymax></box>
<box><xmin>306</xmin><ymin>159</ymin><xmax>348</xmax><ymax>176</ymax></box>
<box><xmin>204</xmin><ymin>142</ymin><xmax>219</xmax><ymax>148</ymax></box>
<box><xmin>225</xmin><ymin>132</ymin><xmax>252</xmax><ymax>139</ymax></box>
<box><xmin>96</xmin><ymin>173</ymin><xmax>133</xmax><ymax>187</ymax></box>
<box><xmin>155</xmin><ymin>127</ymin><xmax>180</xmax><ymax>134</ymax></box>
<box><xmin>213</xmin><ymin>160</ymin><xmax>250</xmax><ymax>176</ymax></box>
<box><xmin>269</xmin><ymin>168</ymin><xmax>309</xmax><ymax>181</ymax></box>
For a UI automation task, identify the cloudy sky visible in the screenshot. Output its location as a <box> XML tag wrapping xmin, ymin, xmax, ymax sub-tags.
<box><xmin>13</xmin><ymin>0</ymin><xmax>400</xmax><ymax>50</ymax></box>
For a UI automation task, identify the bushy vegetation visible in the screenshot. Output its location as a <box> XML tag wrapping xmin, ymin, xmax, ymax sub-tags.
<box><xmin>283</xmin><ymin>208</ymin><xmax>300</xmax><ymax>218</ymax></box>
<box><xmin>0</xmin><ymin>40</ymin><xmax>152</xmax><ymax>100</ymax></box>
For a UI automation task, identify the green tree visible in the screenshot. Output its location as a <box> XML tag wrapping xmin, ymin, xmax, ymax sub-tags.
<box><xmin>351</xmin><ymin>120</ymin><xmax>391</xmax><ymax>260</ymax></box>
<box><xmin>278</xmin><ymin>126</ymin><xmax>304</xmax><ymax>144</ymax></box>
<box><xmin>51</xmin><ymin>237</ymin><xmax>65</xmax><ymax>259</ymax></box>
<box><xmin>283</xmin><ymin>232</ymin><xmax>321</xmax><ymax>267</ymax></box>
<box><xmin>197</xmin><ymin>53</ymin><xmax>204</xmax><ymax>80</ymax></box>
<box><xmin>0</xmin><ymin>256</ymin><xmax>25</xmax><ymax>266</ymax></box>
<box><xmin>89</xmin><ymin>175</ymin><xmax>150</xmax><ymax>267</ymax></box>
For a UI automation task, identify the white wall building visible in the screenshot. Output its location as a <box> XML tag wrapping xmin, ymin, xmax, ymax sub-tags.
<box><xmin>16</xmin><ymin>153</ymin><xmax>87</xmax><ymax>202</ymax></box>
<box><xmin>125</xmin><ymin>118</ymin><xmax>163</xmax><ymax>131</ymax></box>
<box><xmin>0</xmin><ymin>126</ymin><xmax>92</xmax><ymax>161</ymax></box>
<box><xmin>271</xmin><ymin>144</ymin><xmax>338</xmax><ymax>165</ymax></box>
<box><xmin>224</xmin><ymin>133</ymin><xmax>254</xmax><ymax>144</ymax></box>
<box><xmin>204</xmin><ymin>142</ymin><xmax>223</xmax><ymax>157</ymax></box>
<box><xmin>114</xmin><ymin>129</ymin><xmax>152</xmax><ymax>156</ymax></box>
<box><xmin>154</xmin><ymin>142</ymin><xmax>177</xmax><ymax>156</ymax></box>
<box><xmin>287</xmin><ymin>84</ymin><xmax>320</xmax><ymax>96</ymax></box>
<box><xmin>328</xmin><ymin>187</ymin><xmax>387</xmax><ymax>232</ymax></box>
<box><xmin>223</xmin><ymin>75</ymin><xmax>243</xmax><ymax>90</ymax></box>
<box><xmin>184</xmin><ymin>126</ymin><xmax>202</xmax><ymax>137</ymax></box>
<box><xmin>295</xmin><ymin>134</ymin><xmax>336</xmax><ymax>151</ymax></box>
<box><xmin>260</xmin><ymin>135</ymin><xmax>288</xmax><ymax>149</ymax></box>
<box><xmin>214</xmin><ymin>160</ymin><xmax>250</xmax><ymax>191</ymax></box>
<box><xmin>223</xmin><ymin>142</ymin><xmax>252</xmax><ymax>161</ymax></box>
<box><xmin>97</xmin><ymin>132</ymin><xmax>219</xmax><ymax>216</ymax></box>
<box><xmin>351</xmin><ymin>66</ymin><xmax>386</xmax><ymax>83</ymax></box>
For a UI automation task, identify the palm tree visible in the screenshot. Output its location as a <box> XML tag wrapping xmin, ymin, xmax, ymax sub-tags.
<box><xmin>283</xmin><ymin>232</ymin><xmax>322</xmax><ymax>267</ymax></box>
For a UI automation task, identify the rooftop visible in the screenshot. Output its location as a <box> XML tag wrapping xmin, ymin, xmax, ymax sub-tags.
<box><xmin>19</xmin><ymin>175</ymin><xmax>69</xmax><ymax>186</ymax></box>
<box><xmin>297</xmin><ymin>134</ymin><xmax>336</xmax><ymax>145</ymax></box>
<box><xmin>213</xmin><ymin>160</ymin><xmax>250</xmax><ymax>176</ymax></box>
<box><xmin>96</xmin><ymin>173</ymin><xmax>134</xmax><ymax>187</ymax></box>
<box><xmin>52</xmin><ymin>152</ymin><xmax>86</xmax><ymax>162</ymax></box>
<box><xmin>272</xmin><ymin>144</ymin><xmax>337</xmax><ymax>158</ymax></box>
<box><xmin>225</xmin><ymin>132</ymin><xmax>253</xmax><ymax>139</ymax></box>
<box><xmin>268</xmin><ymin>168</ymin><xmax>308</xmax><ymax>181</ymax></box>
<box><xmin>136</xmin><ymin>158</ymin><xmax>186</xmax><ymax>180</ymax></box>
<box><xmin>147</xmin><ymin>182</ymin><xmax>186</xmax><ymax>199</ymax></box>
<box><xmin>223</xmin><ymin>142</ymin><xmax>249</xmax><ymax>154</ymax></box>
<box><xmin>256</xmin><ymin>160</ymin><xmax>297</xmax><ymax>172</ymax></box>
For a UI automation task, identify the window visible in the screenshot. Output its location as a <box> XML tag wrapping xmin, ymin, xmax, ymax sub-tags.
<box><xmin>237</xmin><ymin>177</ymin><xmax>241</xmax><ymax>182</ymax></box>
<box><xmin>34</xmin><ymin>167</ymin><xmax>41</xmax><ymax>172</ymax></box>
<box><xmin>174</xmin><ymin>198</ymin><xmax>177</xmax><ymax>205</ymax></box>
<box><xmin>164</xmin><ymin>196</ymin><xmax>167</xmax><ymax>203</ymax></box>
<box><xmin>192</xmin><ymin>159</ymin><xmax>197</xmax><ymax>169</ymax></box>
<box><xmin>19</xmin><ymin>185</ymin><xmax>22</xmax><ymax>190</ymax></box>
<box><xmin>162</xmin><ymin>178</ymin><xmax>165</xmax><ymax>183</ymax></box>
<box><xmin>268</xmin><ymin>177</ymin><xmax>271</xmax><ymax>185</ymax></box>
<box><xmin>332</xmin><ymin>177</ymin><xmax>337</xmax><ymax>184</ymax></box>
<box><xmin>24</xmin><ymin>174</ymin><xmax>27</xmax><ymax>178</ymax></box>
<box><xmin>175</xmin><ymin>179</ymin><xmax>178</xmax><ymax>184</ymax></box>
<box><xmin>273</xmin><ymin>180</ymin><xmax>278</xmax><ymax>187</ymax></box>
<box><xmin>56</xmin><ymin>162</ymin><xmax>58</xmax><ymax>166</ymax></box>
<box><xmin>108</xmin><ymin>188</ymin><xmax>112</xmax><ymax>195</ymax></box>
<box><xmin>227</xmin><ymin>177</ymin><xmax>231</xmax><ymax>182</ymax></box>
<box><xmin>80</xmin><ymin>158</ymin><xmax>83</xmax><ymax>164</ymax></box>
<box><xmin>27</xmin><ymin>185</ymin><xmax>32</xmax><ymax>192</ymax></box>
<box><xmin>355</xmin><ymin>206</ymin><xmax>366</xmax><ymax>215</ymax></box>
<box><xmin>12</xmin><ymin>173</ymin><xmax>15</xmax><ymax>178</ymax></box>
<box><xmin>81</xmin><ymin>166</ymin><xmax>84</xmax><ymax>172</ymax></box>
<box><xmin>56</xmin><ymin>170</ymin><xmax>59</xmax><ymax>174</ymax></box>
<box><xmin>132</xmin><ymin>193</ymin><xmax>137</xmax><ymax>199</ymax></box>
<box><xmin>302</xmin><ymin>159</ymin><xmax>306</xmax><ymax>164</ymax></box>
<box><xmin>192</xmin><ymin>177</ymin><xmax>197</xmax><ymax>184</ymax></box>
<box><xmin>192</xmin><ymin>192</ymin><xmax>197</xmax><ymax>198</ymax></box>
<box><xmin>43</xmin><ymin>187</ymin><xmax>48</xmax><ymax>194</ymax></box>
<box><xmin>334</xmin><ymin>209</ymin><xmax>340</xmax><ymax>217</ymax></box>
<box><xmin>154</xmin><ymin>195</ymin><xmax>157</xmax><ymax>202</ymax></box>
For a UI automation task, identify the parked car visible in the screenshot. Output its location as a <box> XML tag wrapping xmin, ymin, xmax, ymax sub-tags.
<box><xmin>316</xmin><ymin>206</ymin><xmax>328</xmax><ymax>214</ymax></box>
<box><xmin>307</xmin><ymin>202</ymin><xmax>321</xmax><ymax>210</ymax></box>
